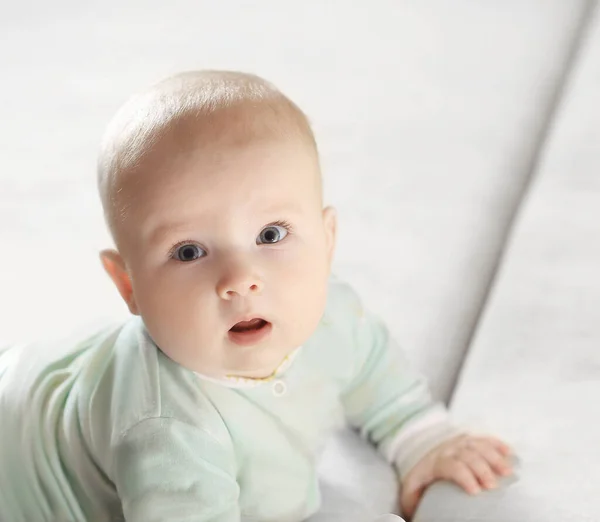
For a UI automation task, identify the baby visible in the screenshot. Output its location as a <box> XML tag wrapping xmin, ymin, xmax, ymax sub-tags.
<box><xmin>0</xmin><ymin>71</ymin><xmax>513</xmax><ymax>522</ymax></box>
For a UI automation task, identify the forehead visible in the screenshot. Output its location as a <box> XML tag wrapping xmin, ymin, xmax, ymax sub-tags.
<box><xmin>117</xmin><ymin>137</ymin><xmax>321</xmax><ymax>243</ymax></box>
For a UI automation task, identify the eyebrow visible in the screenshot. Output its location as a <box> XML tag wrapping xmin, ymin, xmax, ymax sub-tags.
<box><xmin>145</xmin><ymin>224</ymin><xmax>192</xmax><ymax>247</ymax></box>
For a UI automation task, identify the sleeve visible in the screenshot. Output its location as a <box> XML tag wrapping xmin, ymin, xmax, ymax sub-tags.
<box><xmin>112</xmin><ymin>417</ymin><xmax>240</xmax><ymax>522</ymax></box>
<box><xmin>340</xmin><ymin>289</ymin><xmax>464</xmax><ymax>479</ymax></box>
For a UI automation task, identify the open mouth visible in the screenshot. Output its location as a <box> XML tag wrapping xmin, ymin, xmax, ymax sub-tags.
<box><xmin>228</xmin><ymin>318</ymin><xmax>272</xmax><ymax>346</ymax></box>
<box><xmin>229</xmin><ymin>318</ymin><xmax>268</xmax><ymax>333</ymax></box>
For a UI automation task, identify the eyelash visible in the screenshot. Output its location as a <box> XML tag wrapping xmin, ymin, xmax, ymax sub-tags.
<box><xmin>268</xmin><ymin>220</ymin><xmax>293</xmax><ymax>235</ymax></box>
<box><xmin>167</xmin><ymin>220</ymin><xmax>294</xmax><ymax>259</ymax></box>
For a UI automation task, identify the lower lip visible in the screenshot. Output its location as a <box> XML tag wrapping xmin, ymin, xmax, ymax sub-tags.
<box><xmin>228</xmin><ymin>322</ymin><xmax>273</xmax><ymax>346</ymax></box>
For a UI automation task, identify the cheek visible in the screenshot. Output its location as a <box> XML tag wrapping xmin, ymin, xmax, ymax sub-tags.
<box><xmin>267</xmin><ymin>247</ymin><xmax>330</xmax><ymax>321</ymax></box>
<box><xmin>267</xmin><ymin>241</ymin><xmax>331</xmax><ymax>311</ymax></box>
<box><xmin>266</xmin><ymin>250</ymin><xmax>328</xmax><ymax>292</ymax></box>
<box><xmin>130</xmin><ymin>267</ymin><xmax>222</xmax><ymax>365</ymax></box>
<box><xmin>269</xmin><ymin>233</ymin><xmax>330</xmax><ymax>271</ymax></box>
<box><xmin>131</xmin><ymin>265</ymin><xmax>213</xmax><ymax>322</ymax></box>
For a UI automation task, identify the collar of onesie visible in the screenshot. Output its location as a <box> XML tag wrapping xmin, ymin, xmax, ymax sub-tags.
<box><xmin>193</xmin><ymin>346</ymin><xmax>302</xmax><ymax>389</ymax></box>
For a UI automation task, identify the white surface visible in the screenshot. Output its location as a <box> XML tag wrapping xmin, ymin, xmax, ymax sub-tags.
<box><xmin>0</xmin><ymin>2</ymin><xmax>586</xmax><ymax>402</ymax></box>
<box><xmin>444</xmin><ymin>4</ymin><xmax>600</xmax><ymax>520</ymax></box>
<box><xmin>311</xmin><ymin>429</ymin><xmax>399</xmax><ymax>522</ymax></box>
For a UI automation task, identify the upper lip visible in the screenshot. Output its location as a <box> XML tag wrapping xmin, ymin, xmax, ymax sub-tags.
<box><xmin>228</xmin><ymin>315</ymin><xmax>270</xmax><ymax>331</ymax></box>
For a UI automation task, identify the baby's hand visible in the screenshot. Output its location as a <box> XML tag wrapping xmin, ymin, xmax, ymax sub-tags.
<box><xmin>399</xmin><ymin>434</ymin><xmax>513</xmax><ymax>520</ymax></box>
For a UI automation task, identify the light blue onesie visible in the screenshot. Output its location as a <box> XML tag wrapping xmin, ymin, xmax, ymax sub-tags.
<box><xmin>0</xmin><ymin>278</ymin><xmax>457</xmax><ymax>521</ymax></box>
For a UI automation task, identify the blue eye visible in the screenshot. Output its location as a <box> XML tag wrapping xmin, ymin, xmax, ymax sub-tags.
<box><xmin>173</xmin><ymin>244</ymin><xmax>205</xmax><ymax>262</ymax></box>
<box><xmin>257</xmin><ymin>225</ymin><xmax>289</xmax><ymax>245</ymax></box>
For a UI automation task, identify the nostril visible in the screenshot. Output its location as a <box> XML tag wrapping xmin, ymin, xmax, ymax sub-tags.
<box><xmin>250</xmin><ymin>284</ymin><xmax>259</xmax><ymax>291</ymax></box>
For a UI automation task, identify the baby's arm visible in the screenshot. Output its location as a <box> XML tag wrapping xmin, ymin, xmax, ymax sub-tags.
<box><xmin>113</xmin><ymin>417</ymin><xmax>240</xmax><ymax>522</ymax></box>
<box><xmin>339</xmin><ymin>285</ymin><xmax>512</xmax><ymax>519</ymax></box>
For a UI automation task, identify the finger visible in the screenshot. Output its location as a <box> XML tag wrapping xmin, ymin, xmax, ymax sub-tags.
<box><xmin>458</xmin><ymin>449</ymin><xmax>498</xmax><ymax>489</ymax></box>
<box><xmin>400</xmin><ymin>478</ymin><xmax>427</xmax><ymax>521</ymax></box>
<box><xmin>477</xmin><ymin>436</ymin><xmax>512</xmax><ymax>456</ymax></box>
<box><xmin>438</xmin><ymin>459</ymin><xmax>481</xmax><ymax>495</ymax></box>
<box><xmin>470</xmin><ymin>439</ymin><xmax>513</xmax><ymax>476</ymax></box>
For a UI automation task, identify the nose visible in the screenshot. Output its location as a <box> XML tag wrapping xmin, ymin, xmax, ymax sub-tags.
<box><xmin>216</xmin><ymin>260</ymin><xmax>263</xmax><ymax>300</ymax></box>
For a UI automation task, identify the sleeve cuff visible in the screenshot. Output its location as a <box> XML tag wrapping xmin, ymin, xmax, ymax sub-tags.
<box><xmin>380</xmin><ymin>405</ymin><xmax>465</xmax><ymax>479</ymax></box>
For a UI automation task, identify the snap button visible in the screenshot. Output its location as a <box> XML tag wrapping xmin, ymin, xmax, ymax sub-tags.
<box><xmin>272</xmin><ymin>379</ymin><xmax>287</xmax><ymax>397</ymax></box>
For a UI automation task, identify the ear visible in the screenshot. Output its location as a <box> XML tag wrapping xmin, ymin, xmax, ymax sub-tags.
<box><xmin>322</xmin><ymin>206</ymin><xmax>337</xmax><ymax>266</ymax></box>
<box><xmin>99</xmin><ymin>249</ymin><xmax>139</xmax><ymax>315</ymax></box>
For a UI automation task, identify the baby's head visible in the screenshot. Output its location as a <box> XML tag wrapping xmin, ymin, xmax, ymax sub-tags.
<box><xmin>97</xmin><ymin>71</ymin><xmax>337</xmax><ymax>379</ymax></box>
